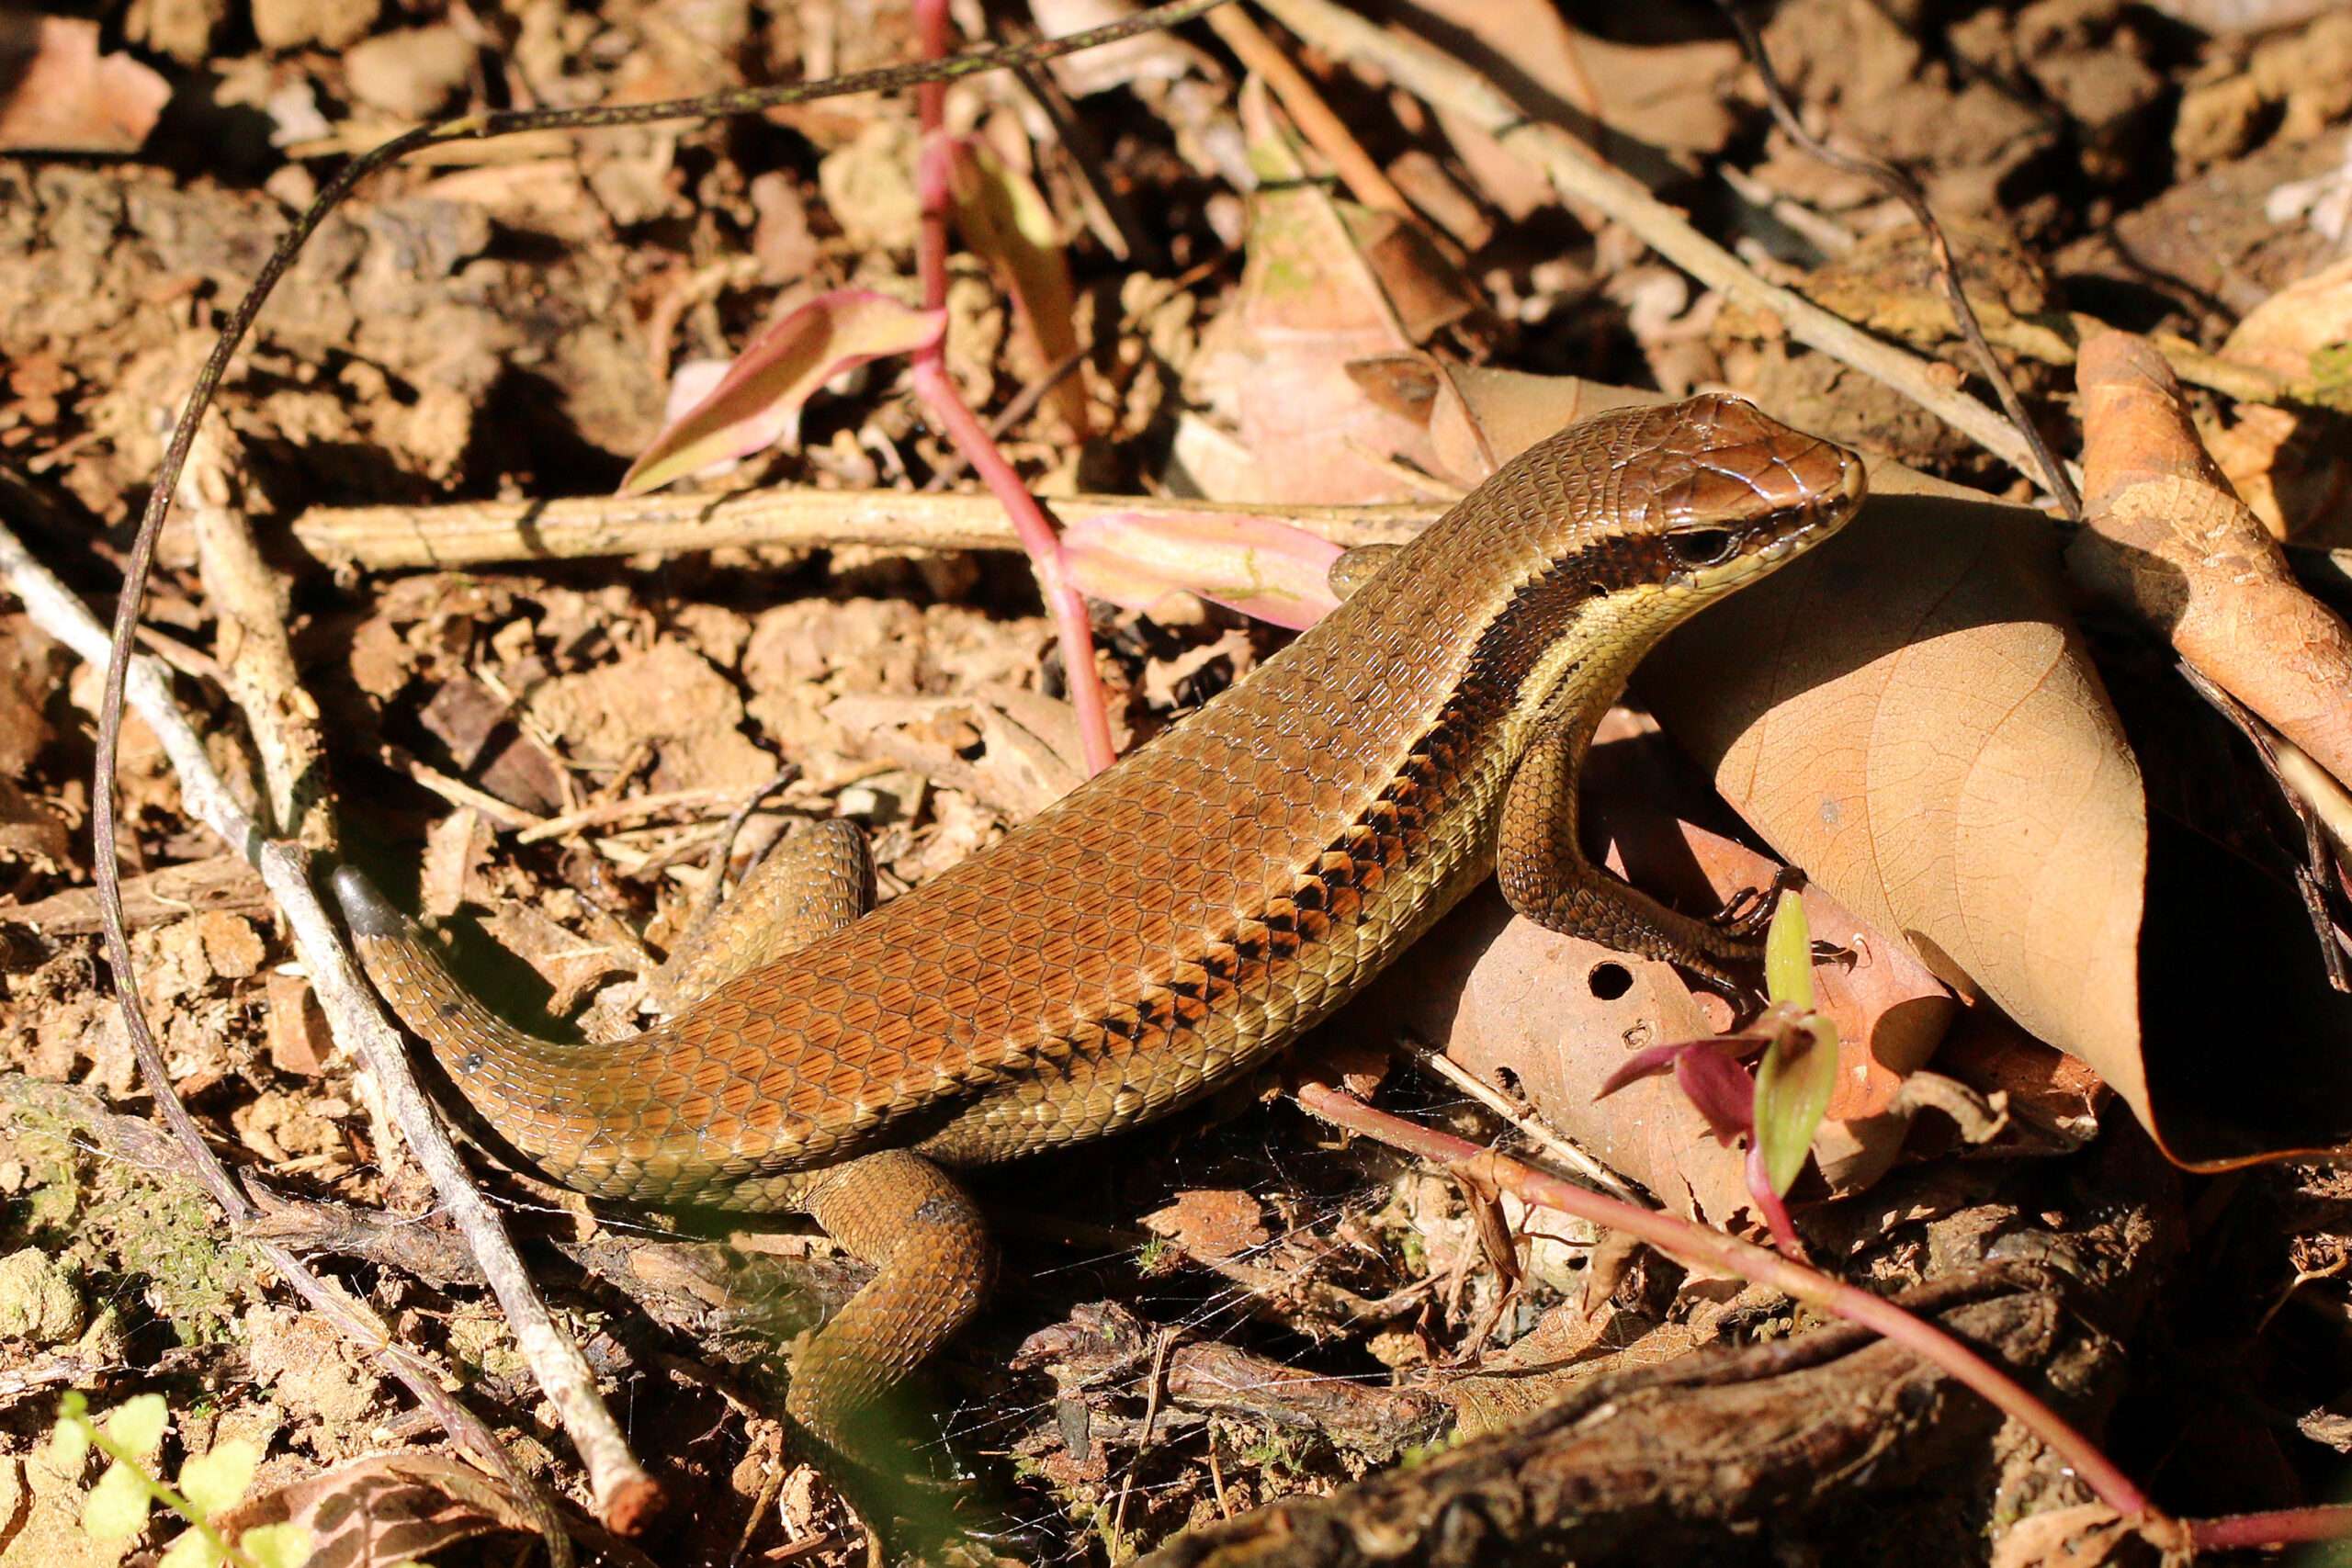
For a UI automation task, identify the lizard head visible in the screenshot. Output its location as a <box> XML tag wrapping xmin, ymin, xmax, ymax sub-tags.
<box><xmin>1600</xmin><ymin>391</ymin><xmax>1867</xmax><ymax>599</ymax></box>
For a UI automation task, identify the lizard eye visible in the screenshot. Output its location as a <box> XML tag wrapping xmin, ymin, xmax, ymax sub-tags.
<box><xmin>1666</xmin><ymin>527</ymin><xmax>1739</xmax><ymax>570</ymax></box>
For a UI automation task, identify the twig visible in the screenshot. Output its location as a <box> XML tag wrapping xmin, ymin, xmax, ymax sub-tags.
<box><xmin>1709</xmin><ymin>0</ymin><xmax>2083</xmax><ymax>520</ymax></box>
<box><xmin>378</xmin><ymin>743</ymin><xmax>549</xmax><ymax>832</ymax></box>
<box><xmin>183</xmin><ymin>417</ymin><xmax>332</xmax><ymax>847</ymax></box>
<box><xmin>912</xmin><ymin>0</ymin><xmax>1115</xmax><ymax>774</ymax></box>
<box><xmin>23</xmin><ymin>470</ymin><xmax>666</xmax><ymax>1531</ymax></box>
<box><xmin>512</xmin><ymin>784</ymin><xmax>742</xmax><ymax>845</ymax></box>
<box><xmin>921</xmin><ymin>342</ymin><xmax>1091</xmax><ymax>491</ymax></box>
<box><xmin>1288</xmin><ymin>1077</ymin><xmax>2168</xmax><ymax>1534</ymax></box>
<box><xmin>290</xmin><ymin>488</ymin><xmax>1435</xmax><ymax>571</ymax></box>
<box><xmin>1205</xmin><ymin>6</ymin><xmax>1413</xmax><ymax>218</ymax></box>
<box><xmin>0</xmin><ymin>519</ymin><xmax>577</xmax><ymax>1568</ymax></box>
<box><xmin>1254</xmin><ymin>0</ymin><xmax>2047</xmax><ymax>484</ymax></box>
<box><xmin>2177</xmin><ymin>661</ymin><xmax>2352</xmax><ymax>992</ymax></box>
<box><xmin>694</xmin><ymin>767</ymin><xmax>804</xmax><ymax>927</ymax></box>
<box><xmin>1402</xmin><ymin>1041</ymin><xmax>1650</xmax><ymax>1208</ymax></box>
<box><xmin>1111</xmin><ymin>1326</ymin><xmax>1179</xmax><ymax>1549</ymax></box>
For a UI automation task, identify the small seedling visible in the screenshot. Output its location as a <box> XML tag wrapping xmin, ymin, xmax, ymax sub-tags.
<box><xmin>50</xmin><ymin>1391</ymin><xmax>318</xmax><ymax>1568</ymax></box>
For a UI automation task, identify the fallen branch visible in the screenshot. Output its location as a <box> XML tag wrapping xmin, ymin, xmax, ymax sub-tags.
<box><xmin>1289</xmin><ymin>1077</ymin><xmax>2352</xmax><ymax>1559</ymax></box>
<box><xmin>289</xmin><ymin>487</ymin><xmax>1432</xmax><ymax>572</ymax></box>
<box><xmin>1142</xmin><ymin>1266</ymin><xmax>2099</xmax><ymax>1566</ymax></box>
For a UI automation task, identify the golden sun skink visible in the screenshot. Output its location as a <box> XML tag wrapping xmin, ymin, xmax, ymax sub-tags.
<box><xmin>334</xmin><ymin>393</ymin><xmax>1865</xmax><ymax>1454</ymax></box>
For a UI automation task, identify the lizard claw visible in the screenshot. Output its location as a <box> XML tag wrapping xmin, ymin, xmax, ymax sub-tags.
<box><xmin>1707</xmin><ymin>865</ymin><xmax>1806</xmax><ymax>942</ymax></box>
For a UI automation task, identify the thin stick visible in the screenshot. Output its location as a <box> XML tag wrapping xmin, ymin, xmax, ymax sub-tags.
<box><xmin>290</xmin><ymin>487</ymin><xmax>1435</xmax><ymax>571</ymax></box>
<box><xmin>42</xmin><ymin>449</ymin><xmax>666</xmax><ymax>1527</ymax></box>
<box><xmin>0</xmin><ymin>519</ymin><xmax>576</xmax><ymax>1567</ymax></box>
<box><xmin>1404</xmin><ymin>1042</ymin><xmax>1650</xmax><ymax>1207</ymax></box>
<box><xmin>1205</xmin><ymin>6</ymin><xmax>1413</xmax><ymax>218</ymax></box>
<box><xmin>513</xmin><ymin>784</ymin><xmax>741</xmax><ymax>845</ymax></box>
<box><xmin>1710</xmin><ymin>0</ymin><xmax>2082</xmax><ymax>519</ymax></box>
<box><xmin>1254</xmin><ymin>0</ymin><xmax>2044</xmax><ymax>483</ymax></box>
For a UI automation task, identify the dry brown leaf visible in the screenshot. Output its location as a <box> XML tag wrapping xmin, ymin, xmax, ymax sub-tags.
<box><xmin>2205</xmin><ymin>254</ymin><xmax>2352</xmax><ymax>545</ymax></box>
<box><xmin>1645</xmin><ymin>491</ymin><xmax>2152</xmax><ymax>1123</ymax></box>
<box><xmin>1140</xmin><ymin>1189</ymin><xmax>1272</xmax><ymax>1262</ymax></box>
<box><xmin>0</xmin><ymin>13</ymin><xmax>168</xmax><ymax>153</ymax></box>
<box><xmin>2073</xmin><ymin>328</ymin><xmax>2352</xmax><ymax>791</ymax></box>
<box><xmin>1352</xmin><ymin>884</ymin><xmax>1756</xmax><ymax>1227</ymax></box>
<box><xmin>1176</xmin><ymin>80</ymin><xmax>1479</xmax><ymax>504</ymax></box>
<box><xmin>210</xmin><ymin>1451</ymin><xmax>539</xmax><ymax>1568</ymax></box>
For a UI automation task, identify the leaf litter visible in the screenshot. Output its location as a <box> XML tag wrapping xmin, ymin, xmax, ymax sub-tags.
<box><xmin>0</xmin><ymin>0</ymin><xmax>2350</xmax><ymax>1563</ymax></box>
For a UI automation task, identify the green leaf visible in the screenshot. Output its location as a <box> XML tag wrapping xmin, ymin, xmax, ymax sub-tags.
<box><xmin>49</xmin><ymin>1410</ymin><xmax>90</xmax><ymax>1471</ymax></box>
<box><xmin>105</xmin><ymin>1393</ymin><xmax>170</xmax><ymax>1456</ymax></box>
<box><xmin>177</xmin><ymin>1438</ymin><xmax>258</xmax><ymax>1518</ymax></box>
<box><xmin>239</xmin><ymin>1523</ymin><xmax>314</xmax><ymax>1568</ymax></box>
<box><xmin>1753</xmin><ymin>1013</ymin><xmax>1841</xmax><ymax>1197</ymax></box>
<box><xmin>81</xmin><ymin>1460</ymin><xmax>153</xmax><ymax>1542</ymax></box>
<box><xmin>159</xmin><ymin>1528</ymin><xmax>227</xmax><ymax>1568</ymax></box>
<box><xmin>1763</xmin><ymin>890</ymin><xmax>1815</xmax><ymax>1011</ymax></box>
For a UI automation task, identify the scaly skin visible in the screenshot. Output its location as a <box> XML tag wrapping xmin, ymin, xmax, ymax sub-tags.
<box><xmin>334</xmin><ymin>393</ymin><xmax>1866</xmax><ymax>1453</ymax></box>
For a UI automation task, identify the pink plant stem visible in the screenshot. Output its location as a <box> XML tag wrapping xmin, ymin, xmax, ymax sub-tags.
<box><xmin>910</xmin><ymin>0</ymin><xmax>1116</xmax><ymax>775</ymax></box>
<box><xmin>2194</xmin><ymin>1506</ymin><xmax>2352</xmax><ymax>1551</ymax></box>
<box><xmin>1292</xmin><ymin>1077</ymin><xmax>2160</xmax><ymax>1525</ymax></box>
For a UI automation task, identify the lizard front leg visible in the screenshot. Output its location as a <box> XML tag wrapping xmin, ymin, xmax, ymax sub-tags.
<box><xmin>1494</xmin><ymin>724</ymin><xmax>1760</xmax><ymax>993</ymax></box>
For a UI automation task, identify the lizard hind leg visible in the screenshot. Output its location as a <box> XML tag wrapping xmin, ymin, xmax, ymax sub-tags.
<box><xmin>648</xmin><ymin>818</ymin><xmax>875</xmax><ymax>1014</ymax></box>
<box><xmin>787</xmin><ymin>1148</ymin><xmax>996</xmax><ymax>1460</ymax></box>
<box><xmin>1495</xmin><ymin>724</ymin><xmax>1761</xmax><ymax>994</ymax></box>
<box><xmin>650</xmin><ymin>826</ymin><xmax>1001</xmax><ymax>1500</ymax></box>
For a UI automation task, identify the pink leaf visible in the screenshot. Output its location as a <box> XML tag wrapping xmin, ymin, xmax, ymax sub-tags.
<box><xmin>1596</xmin><ymin>1039</ymin><xmax>1702</xmax><ymax>1100</ymax></box>
<box><xmin>1675</xmin><ymin>1047</ymin><xmax>1758</xmax><ymax>1146</ymax></box>
<box><xmin>1061</xmin><ymin>509</ymin><xmax>1343</xmax><ymax>629</ymax></box>
<box><xmin>620</xmin><ymin>289</ymin><xmax>945</xmax><ymax>495</ymax></box>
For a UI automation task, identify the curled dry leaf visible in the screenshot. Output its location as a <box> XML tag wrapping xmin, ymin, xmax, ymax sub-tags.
<box><xmin>1645</xmin><ymin>490</ymin><xmax>2152</xmax><ymax>1139</ymax></box>
<box><xmin>944</xmin><ymin>136</ymin><xmax>1090</xmax><ymax>437</ymax></box>
<box><xmin>2073</xmin><ymin>327</ymin><xmax>2352</xmax><ymax>792</ymax></box>
<box><xmin>1176</xmin><ymin>82</ymin><xmax>1481</xmax><ymax>504</ymax></box>
<box><xmin>1060</xmin><ymin>508</ymin><xmax>1342</xmax><ymax>628</ymax></box>
<box><xmin>618</xmin><ymin>289</ymin><xmax>946</xmax><ymax>495</ymax></box>
<box><xmin>2203</xmin><ymin>254</ymin><xmax>2352</xmax><ymax>545</ymax></box>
